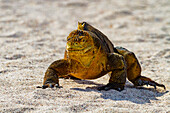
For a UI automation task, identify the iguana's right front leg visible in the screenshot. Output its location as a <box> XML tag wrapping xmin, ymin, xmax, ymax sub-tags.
<box><xmin>98</xmin><ymin>53</ymin><xmax>126</xmax><ymax>91</ymax></box>
<box><xmin>40</xmin><ymin>59</ymin><xmax>70</xmax><ymax>89</ymax></box>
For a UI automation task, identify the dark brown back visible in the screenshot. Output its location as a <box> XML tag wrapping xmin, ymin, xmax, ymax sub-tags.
<box><xmin>81</xmin><ymin>22</ymin><xmax>115</xmax><ymax>53</ymax></box>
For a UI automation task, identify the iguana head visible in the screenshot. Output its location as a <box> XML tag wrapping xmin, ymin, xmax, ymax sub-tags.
<box><xmin>66</xmin><ymin>22</ymin><xmax>103</xmax><ymax>67</ymax></box>
<box><xmin>66</xmin><ymin>29</ymin><xmax>98</xmax><ymax>67</ymax></box>
<box><xmin>66</xmin><ymin>30</ymin><xmax>94</xmax><ymax>55</ymax></box>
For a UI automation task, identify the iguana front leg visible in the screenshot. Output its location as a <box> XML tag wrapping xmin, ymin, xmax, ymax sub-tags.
<box><xmin>98</xmin><ymin>53</ymin><xmax>126</xmax><ymax>91</ymax></box>
<box><xmin>39</xmin><ymin>59</ymin><xmax>70</xmax><ymax>89</ymax></box>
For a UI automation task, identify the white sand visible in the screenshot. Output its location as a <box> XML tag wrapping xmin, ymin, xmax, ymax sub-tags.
<box><xmin>0</xmin><ymin>0</ymin><xmax>170</xmax><ymax>112</ymax></box>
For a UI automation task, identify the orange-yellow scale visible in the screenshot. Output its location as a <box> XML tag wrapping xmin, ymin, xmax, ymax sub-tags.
<box><xmin>65</xmin><ymin>30</ymin><xmax>107</xmax><ymax>79</ymax></box>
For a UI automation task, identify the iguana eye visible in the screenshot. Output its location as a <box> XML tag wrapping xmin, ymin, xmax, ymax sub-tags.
<box><xmin>67</xmin><ymin>38</ymin><xmax>71</xmax><ymax>41</ymax></box>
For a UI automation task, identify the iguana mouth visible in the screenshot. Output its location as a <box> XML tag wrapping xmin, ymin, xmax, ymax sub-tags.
<box><xmin>67</xmin><ymin>46</ymin><xmax>93</xmax><ymax>54</ymax></box>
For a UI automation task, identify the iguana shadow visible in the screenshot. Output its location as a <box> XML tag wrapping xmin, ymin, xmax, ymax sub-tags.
<box><xmin>70</xmin><ymin>79</ymin><xmax>168</xmax><ymax>104</ymax></box>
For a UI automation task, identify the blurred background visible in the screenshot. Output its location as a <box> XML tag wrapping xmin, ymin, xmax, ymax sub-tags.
<box><xmin>0</xmin><ymin>0</ymin><xmax>169</xmax><ymax>112</ymax></box>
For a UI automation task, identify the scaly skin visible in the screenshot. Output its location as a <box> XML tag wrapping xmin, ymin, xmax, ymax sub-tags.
<box><xmin>39</xmin><ymin>22</ymin><xmax>166</xmax><ymax>91</ymax></box>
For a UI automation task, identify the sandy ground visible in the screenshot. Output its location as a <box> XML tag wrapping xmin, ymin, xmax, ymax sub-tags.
<box><xmin>0</xmin><ymin>0</ymin><xmax>170</xmax><ymax>112</ymax></box>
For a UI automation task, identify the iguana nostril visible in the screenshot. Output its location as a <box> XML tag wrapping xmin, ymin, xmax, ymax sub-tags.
<box><xmin>78</xmin><ymin>31</ymin><xmax>84</xmax><ymax>36</ymax></box>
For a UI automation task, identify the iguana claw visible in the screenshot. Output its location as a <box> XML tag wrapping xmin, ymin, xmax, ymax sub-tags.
<box><xmin>98</xmin><ymin>83</ymin><xmax>124</xmax><ymax>91</ymax></box>
<box><xmin>134</xmin><ymin>76</ymin><xmax>166</xmax><ymax>90</ymax></box>
<box><xmin>37</xmin><ymin>83</ymin><xmax>61</xmax><ymax>89</ymax></box>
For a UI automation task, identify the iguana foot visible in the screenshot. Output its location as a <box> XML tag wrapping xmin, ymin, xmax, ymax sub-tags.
<box><xmin>37</xmin><ymin>79</ymin><xmax>61</xmax><ymax>89</ymax></box>
<box><xmin>98</xmin><ymin>83</ymin><xmax>124</xmax><ymax>91</ymax></box>
<box><xmin>133</xmin><ymin>76</ymin><xmax>166</xmax><ymax>90</ymax></box>
<box><xmin>37</xmin><ymin>84</ymin><xmax>61</xmax><ymax>89</ymax></box>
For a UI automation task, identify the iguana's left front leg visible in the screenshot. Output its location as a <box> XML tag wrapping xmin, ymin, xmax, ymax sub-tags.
<box><xmin>39</xmin><ymin>59</ymin><xmax>70</xmax><ymax>89</ymax></box>
<box><xmin>98</xmin><ymin>53</ymin><xmax>126</xmax><ymax>91</ymax></box>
